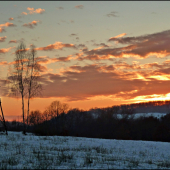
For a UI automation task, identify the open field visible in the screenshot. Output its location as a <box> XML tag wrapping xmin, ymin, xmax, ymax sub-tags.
<box><xmin>0</xmin><ymin>131</ymin><xmax>170</xmax><ymax>169</ymax></box>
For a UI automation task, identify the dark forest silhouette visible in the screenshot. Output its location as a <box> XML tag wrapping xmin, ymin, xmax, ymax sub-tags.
<box><xmin>3</xmin><ymin>99</ymin><xmax>170</xmax><ymax>142</ymax></box>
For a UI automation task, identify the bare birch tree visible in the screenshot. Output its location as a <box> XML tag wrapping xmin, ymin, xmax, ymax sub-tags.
<box><xmin>26</xmin><ymin>45</ymin><xmax>42</xmax><ymax>127</ymax></box>
<box><xmin>7</xmin><ymin>42</ymin><xmax>42</xmax><ymax>134</ymax></box>
<box><xmin>8</xmin><ymin>42</ymin><xmax>28</xmax><ymax>134</ymax></box>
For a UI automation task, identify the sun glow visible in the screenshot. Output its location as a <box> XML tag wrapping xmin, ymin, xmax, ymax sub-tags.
<box><xmin>148</xmin><ymin>75</ymin><xmax>170</xmax><ymax>81</ymax></box>
<box><xmin>131</xmin><ymin>93</ymin><xmax>170</xmax><ymax>103</ymax></box>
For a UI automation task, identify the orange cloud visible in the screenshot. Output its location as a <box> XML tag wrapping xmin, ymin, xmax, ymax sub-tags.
<box><xmin>0</xmin><ymin>47</ymin><xmax>14</xmax><ymax>54</ymax></box>
<box><xmin>4</xmin><ymin>59</ymin><xmax>170</xmax><ymax>105</ymax></box>
<box><xmin>21</xmin><ymin>12</ymin><xmax>27</xmax><ymax>15</ymax></box>
<box><xmin>36</xmin><ymin>64</ymin><xmax>148</xmax><ymax>101</ymax></box>
<box><xmin>9</xmin><ymin>40</ymin><xmax>17</xmax><ymax>43</ymax></box>
<box><xmin>0</xmin><ymin>22</ymin><xmax>16</xmax><ymax>33</ymax></box>
<box><xmin>9</xmin><ymin>18</ymin><xmax>14</xmax><ymax>20</ymax></box>
<box><xmin>75</xmin><ymin>5</ymin><xmax>84</xmax><ymax>9</ymax></box>
<box><xmin>36</xmin><ymin>55</ymin><xmax>75</xmax><ymax>66</ymax></box>
<box><xmin>32</xmin><ymin>8</ymin><xmax>45</xmax><ymax>14</ymax></box>
<box><xmin>109</xmin><ymin>33</ymin><xmax>127</xmax><ymax>41</ymax></box>
<box><xmin>0</xmin><ymin>36</ymin><xmax>7</xmax><ymax>42</ymax></box>
<box><xmin>0</xmin><ymin>28</ymin><xmax>5</xmax><ymax>33</ymax></box>
<box><xmin>27</xmin><ymin>7</ymin><xmax>34</xmax><ymax>11</ymax></box>
<box><xmin>35</xmin><ymin>42</ymin><xmax>75</xmax><ymax>51</ymax></box>
<box><xmin>15</xmin><ymin>48</ymin><xmax>29</xmax><ymax>54</ymax></box>
<box><xmin>0</xmin><ymin>22</ymin><xmax>15</xmax><ymax>27</ymax></box>
<box><xmin>0</xmin><ymin>61</ymin><xmax>8</xmax><ymax>65</ymax></box>
<box><xmin>26</xmin><ymin>7</ymin><xmax>45</xmax><ymax>14</ymax></box>
<box><xmin>23</xmin><ymin>20</ymin><xmax>40</xmax><ymax>29</ymax></box>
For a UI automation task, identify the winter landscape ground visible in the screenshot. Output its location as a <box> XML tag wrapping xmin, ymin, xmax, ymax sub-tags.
<box><xmin>1</xmin><ymin>128</ymin><xmax>170</xmax><ymax>169</ymax></box>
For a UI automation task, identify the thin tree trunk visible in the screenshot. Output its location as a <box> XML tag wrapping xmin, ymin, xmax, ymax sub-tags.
<box><xmin>0</xmin><ymin>98</ymin><xmax>8</xmax><ymax>135</ymax></box>
<box><xmin>27</xmin><ymin>49</ymin><xmax>35</xmax><ymax>129</ymax></box>
<box><xmin>22</xmin><ymin>93</ymin><xmax>26</xmax><ymax>135</ymax></box>
<box><xmin>27</xmin><ymin>94</ymin><xmax>30</xmax><ymax>128</ymax></box>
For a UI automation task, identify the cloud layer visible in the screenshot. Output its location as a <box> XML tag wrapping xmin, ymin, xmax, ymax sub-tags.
<box><xmin>74</xmin><ymin>29</ymin><xmax>170</xmax><ymax>61</ymax></box>
<box><xmin>35</xmin><ymin>42</ymin><xmax>75</xmax><ymax>51</ymax></box>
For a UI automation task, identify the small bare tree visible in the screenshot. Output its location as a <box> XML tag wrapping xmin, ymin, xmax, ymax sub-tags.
<box><xmin>46</xmin><ymin>100</ymin><xmax>69</xmax><ymax>119</ymax></box>
<box><xmin>28</xmin><ymin>110</ymin><xmax>42</xmax><ymax>126</ymax></box>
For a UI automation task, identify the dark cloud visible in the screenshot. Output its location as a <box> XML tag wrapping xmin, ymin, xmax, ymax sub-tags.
<box><xmin>9</xmin><ymin>40</ymin><xmax>17</xmax><ymax>43</ymax></box>
<box><xmin>92</xmin><ymin>43</ymin><xmax>109</xmax><ymax>48</ymax></box>
<box><xmin>9</xmin><ymin>18</ymin><xmax>14</xmax><ymax>20</ymax></box>
<box><xmin>56</xmin><ymin>7</ymin><xmax>64</xmax><ymax>10</ymax></box>
<box><xmin>79</xmin><ymin>29</ymin><xmax>170</xmax><ymax>60</ymax></box>
<box><xmin>106</xmin><ymin>11</ymin><xmax>118</xmax><ymax>17</ymax></box>
<box><xmin>0</xmin><ymin>36</ymin><xmax>7</xmax><ymax>42</ymax></box>
<box><xmin>75</xmin><ymin>44</ymin><xmax>86</xmax><ymax>48</ymax></box>
<box><xmin>52</xmin><ymin>56</ymin><xmax>72</xmax><ymax>62</ymax></box>
<box><xmin>23</xmin><ymin>20</ymin><xmax>40</xmax><ymax>29</ymax></box>
<box><xmin>37</xmin><ymin>64</ymin><xmax>148</xmax><ymax>101</ymax></box>
<box><xmin>70</xmin><ymin>33</ymin><xmax>77</xmax><ymax>36</ymax></box>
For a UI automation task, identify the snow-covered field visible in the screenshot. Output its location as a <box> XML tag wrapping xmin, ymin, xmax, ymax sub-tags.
<box><xmin>0</xmin><ymin>132</ymin><xmax>170</xmax><ymax>169</ymax></box>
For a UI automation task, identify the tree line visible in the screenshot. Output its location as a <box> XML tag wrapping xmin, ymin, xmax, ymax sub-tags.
<box><xmin>3</xmin><ymin>100</ymin><xmax>170</xmax><ymax>142</ymax></box>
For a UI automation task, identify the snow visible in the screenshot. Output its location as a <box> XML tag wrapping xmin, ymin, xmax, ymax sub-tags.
<box><xmin>116</xmin><ymin>112</ymin><xmax>167</xmax><ymax>119</ymax></box>
<box><xmin>89</xmin><ymin>112</ymin><xmax>168</xmax><ymax>120</ymax></box>
<box><xmin>0</xmin><ymin>131</ymin><xmax>170</xmax><ymax>169</ymax></box>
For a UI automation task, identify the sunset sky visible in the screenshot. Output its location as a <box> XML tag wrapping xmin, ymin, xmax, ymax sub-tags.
<box><xmin>1</xmin><ymin>1</ymin><xmax>170</xmax><ymax>120</ymax></box>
